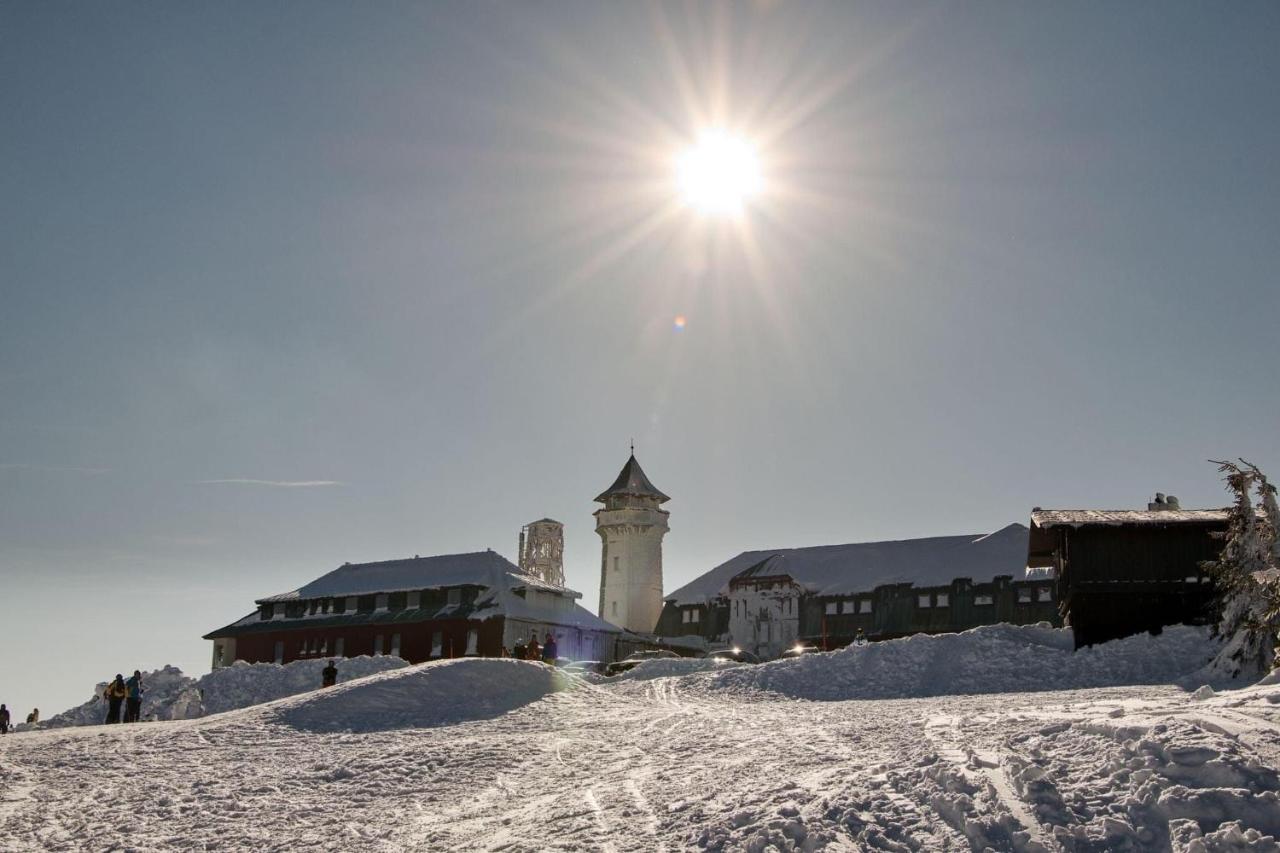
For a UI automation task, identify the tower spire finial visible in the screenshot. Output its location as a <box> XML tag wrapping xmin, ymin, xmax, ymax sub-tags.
<box><xmin>630</xmin><ymin>437</ymin><xmax>634</xmax><ymax>455</ymax></box>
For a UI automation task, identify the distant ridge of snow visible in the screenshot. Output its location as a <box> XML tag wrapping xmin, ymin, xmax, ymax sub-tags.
<box><xmin>38</xmin><ymin>656</ymin><xmax>409</xmax><ymax>728</ymax></box>
<box><xmin>694</xmin><ymin>622</ymin><xmax>1220</xmax><ymax>700</ymax></box>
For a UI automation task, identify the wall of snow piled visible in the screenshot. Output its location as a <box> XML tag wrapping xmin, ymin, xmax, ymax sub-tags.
<box><xmin>39</xmin><ymin>656</ymin><xmax>409</xmax><ymax>728</ymax></box>
<box><xmin>267</xmin><ymin>658</ymin><xmax>572</xmax><ymax>733</ymax></box>
<box><xmin>695</xmin><ymin>622</ymin><xmax>1219</xmax><ymax>700</ymax></box>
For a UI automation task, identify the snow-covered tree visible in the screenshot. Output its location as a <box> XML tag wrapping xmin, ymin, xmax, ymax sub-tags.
<box><xmin>1203</xmin><ymin>459</ymin><xmax>1280</xmax><ymax>679</ymax></box>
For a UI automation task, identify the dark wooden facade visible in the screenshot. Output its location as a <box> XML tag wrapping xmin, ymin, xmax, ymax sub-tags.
<box><xmin>1027</xmin><ymin>511</ymin><xmax>1226</xmax><ymax>649</ymax></box>
<box><xmin>655</xmin><ymin>574</ymin><xmax>1060</xmax><ymax>654</ymax></box>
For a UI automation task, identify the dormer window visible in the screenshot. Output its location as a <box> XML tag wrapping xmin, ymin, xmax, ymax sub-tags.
<box><xmin>447</xmin><ymin>588</ymin><xmax>462</xmax><ymax>607</ymax></box>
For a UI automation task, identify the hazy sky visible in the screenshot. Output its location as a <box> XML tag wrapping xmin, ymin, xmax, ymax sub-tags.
<box><xmin>3</xmin><ymin>2</ymin><xmax>1278</xmax><ymax>715</ymax></box>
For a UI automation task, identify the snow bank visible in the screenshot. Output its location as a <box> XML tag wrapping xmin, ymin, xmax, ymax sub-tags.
<box><xmin>268</xmin><ymin>658</ymin><xmax>571</xmax><ymax>733</ymax></box>
<box><xmin>696</xmin><ymin>623</ymin><xmax>1218</xmax><ymax>700</ymax></box>
<box><xmin>607</xmin><ymin>657</ymin><xmax>727</xmax><ymax>682</ymax></box>
<box><xmin>40</xmin><ymin>656</ymin><xmax>409</xmax><ymax>728</ymax></box>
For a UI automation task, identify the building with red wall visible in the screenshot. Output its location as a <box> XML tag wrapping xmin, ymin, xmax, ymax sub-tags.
<box><xmin>203</xmin><ymin>549</ymin><xmax>620</xmax><ymax>669</ymax></box>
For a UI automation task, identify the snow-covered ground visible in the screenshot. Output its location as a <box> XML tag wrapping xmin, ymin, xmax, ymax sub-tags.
<box><xmin>3</xmin><ymin>626</ymin><xmax>1279</xmax><ymax>851</ymax></box>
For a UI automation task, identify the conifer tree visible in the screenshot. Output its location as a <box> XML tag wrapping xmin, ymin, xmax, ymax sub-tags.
<box><xmin>1203</xmin><ymin>459</ymin><xmax>1280</xmax><ymax>678</ymax></box>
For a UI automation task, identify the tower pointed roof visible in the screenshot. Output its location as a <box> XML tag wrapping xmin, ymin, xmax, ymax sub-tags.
<box><xmin>595</xmin><ymin>453</ymin><xmax>670</xmax><ymax>503</ymax></box>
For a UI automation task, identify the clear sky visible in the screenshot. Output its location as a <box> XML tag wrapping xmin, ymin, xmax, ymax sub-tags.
<box><xmin>3</xmin><ymin>2</ymin><xmax>1278</xmax><ymax>716</ymax></box>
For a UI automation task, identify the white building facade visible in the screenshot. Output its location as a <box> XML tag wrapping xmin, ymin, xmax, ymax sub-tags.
<box><xmin>594</xmin><ymin>453</ymin><xmax>670</xmax><ymax>634</ymax></box>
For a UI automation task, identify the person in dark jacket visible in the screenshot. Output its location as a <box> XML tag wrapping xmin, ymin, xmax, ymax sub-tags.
<box><xmin>322</xmin><ymin>660</ymin><xmax>338</xmax><ymax>688</ymax></box>
<box><xmin>124</xmin><ymin>671</ymin><xmax>144</xmax><ymax>723</ymax></box>
<box><xmin>26</xmin><ymin>708</ymin><xmax>39</xmax><ymax>725</ymax></box>
<box><xmin>525</xmin><ymin>637</ymin><xmax>541</xmax><ymax>661</ymax></box>
<box><xmin>0</xmin><ymin>704</ymin><xmax>10</xmax><ymax>735</ymax></box>
<box><xmin>104</xmin><ymin>674</ymin><xmax>127</xmax><ymax>724</ymax></box>
<box><xmin>541</xmin><ymin>632</ymin><xmax>558</xmax><ymax>664</ymax></box>
<box><xmin>513</xmin><ymin>639</ymin><xmax>527</xmax><ymax>660</ymax></box>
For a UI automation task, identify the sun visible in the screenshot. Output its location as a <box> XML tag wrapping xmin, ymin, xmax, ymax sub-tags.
<box><xmin>676</xmin><ymin>131</ymin><xmax>762</xmax><ymax>216</ymax></box>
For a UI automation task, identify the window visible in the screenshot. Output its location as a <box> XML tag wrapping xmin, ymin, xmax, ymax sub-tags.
<box><xmin>1185</xmin><ymin>576</ymin><xmax>1198</xmax><ymax>584</ymax></box>
<box><xmin>309</xmin><ymin>600</ymin><xmax>319</xmax><ymax>616</ymax></box>
<box><xmin>333</xmin><ymin>597</ymin><xmax>345</xmax><ymax>614</ymax></box>
<box><xmin>214</xmin><ymin>644</ymin><xmax>225</xmax><ymax>667</ymax></box>
<box><xmin>859</xmin><ymin>600</ymin><xmax>873</xmax><ymax>614</ymax></box>
<box><xmin>407</xmin><ymin>591</ymin><xmax>421</xmax><ymax>609</ymax></box>
<box><xmin>974</xmin><ymin>594</ymin><xmax>994</xmax><ymax>606</ymax></box>
<box><xmin>334</xmin><ymin>638</ymin><xmax>344</xmax><ymax>657</ymax></box>
<box><xmin>842</xmin><ymin>600</ymin><xmax>856</xmax><ymax>615</ymax></box>
<box><xmin>430</xmin><ymin>631</ymin><xmax>443</xmax><ymax>657</ymax></box>
<box><xmin>298</xmin><ymin>640</ymin><xmax>307</xmax><ymax>655</ymax></box>
<box><xmin>682</xmin><ymin>610</ymin><xmax>692</xmax><ymax>624</ymax></box>
<box><xmin>465</xmin><ymin>630</ymin><xmax>478</xmax><ymax>656</ymax></box>
<box><xmin>375</xmin><ymin>594</ymin><xmax>388</xmax><ymax>611</ymax></box>
<box><xmin>273</xmin><ymin>641</ymin><xmax>284</xmax><ymax>664</ymax></box>
<box><xmin>357</xmin><ymin>595</ymin><xmax>376</xmax><ymax>613</ymax></box>
<box><xmin>447</xmin><ymin>588</ymin><xmax>462</xmax><ymax>607</ymax></box>
<box><xmin>691</xmin><ymin>609</ymin><xmax>700</xmax><ymax>624</ymax></box>
<box><xmin>936</xmin><ymin>593</ymin><xmax>949</xmax><ymax>608</ymax></box>
<box><xmin>259</xmin><ymin>603</ymin><xmax>275</xmax><ymax>621</ymax></box>
<box><xmin>918</xmin><ymin>595</ymin><xmax>932</xmax><ymax>608</ymax></box>
<box><xmin>825</xmin><ymin>602</ymin><xmax>838</xmax><ymax>615</ymax></box>
<box><xmin>321</xmin><ymin>599</ymin><xmax>330</xmax><ymax>614</ymax></box>
<box><xmin>319</xmin><ymin>638</ymin><xmax>328</xmax><ymax>655</ymax></box>
<box><xmin>1037</xmin><ymin>587</ymin><xmax>1053</xmax><ymax>602</ymax></box>
<box><xmin>388</xmin><ymin>591</ymin><xmax>407</xmax><ymax>611</ymax></box>
<box><xmin>390</xmin><ymin>633</ymin><xmax>401</xmax><ymax>657</ymax></box>
<box><xmin>613</xmin><ymin>556</ymin><xmax>620</xmax><ymax>572</ymax></box>
<box><xmin>1017</xmin><ymin>589</ymin><xmax>1032</xmax><ymax>603</ymax></box>
<box><xmin>611</xmin><ymin>601</ymin><xmax>618</xmax><ymax>616</ymax></box>
<box><xmin>373</xmin><ymin>634</ymin><xmax>384</xmax><ymax>655</ymax></box>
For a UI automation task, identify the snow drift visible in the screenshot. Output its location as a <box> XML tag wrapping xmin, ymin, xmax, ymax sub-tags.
<box><xmin>695</xmin><ymin>622</ymin><xmax>1220</xmax><ymax>700</ymax></box>
<box><xmin>267</xmin><ymin>658</ymin><xmax>573</xmax><ymax>733</ymax></box>
<box><xmin>40</xmin><ymin>655</ymin><xmax>409</xmax><ymax>728</ymax></box>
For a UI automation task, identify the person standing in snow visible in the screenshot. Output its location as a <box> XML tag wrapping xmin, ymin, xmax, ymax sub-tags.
<box><xmin>525</xmin><ymin>636</ymin><xmax>541</xmax><ymax>661</ymax></box>
<box><xmin>0</xmin><ymin>704</ymin><xmax>10</xmax><ymax>735</ymax></box>
<box><xmin>513</xmin><ymin>639</ymin><xmax>527</xmax><ymax>660</ymax></box>
<box><xmin>26</xmin><ymin>708</ymin><xmax>39</xmax><ymax>725</ymax></box>
<box><xmin>853</xmin><ymin>628</ymin><xmax>868</xmax><ymax>648</ymax></box>
<box><xmin>322</xmin><ymin>660</ymin><xmax>338</xmax><ymax>688</ymax></box>
<box><xmin>104</xmin><ymin>674</ymin><xmax>127</xmax><ymax>724</ymax></box>
<box><xmin>124</xmin><ymin>670</ymin><xmax>144</xmax><ymax>723</ymax></box>
<box><xmin>541</xmin><ymin>632</ymin><xmax>558</xmax><ymax>664</ymax></box>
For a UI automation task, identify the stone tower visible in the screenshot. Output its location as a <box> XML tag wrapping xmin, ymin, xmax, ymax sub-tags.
<box><xmin>518</xmin><ymin>518</ymin><xmax>565</xmax><ymax>587</ymax></box>
<box><xmin>595</xmin><ymin>452</ymin><xmax>670</xmax><ymax>633</ymax></box>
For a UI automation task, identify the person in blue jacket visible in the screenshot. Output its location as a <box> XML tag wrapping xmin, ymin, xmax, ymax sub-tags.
<box><xmin>124</xmin><ymin>671</ymin><xmax>144</xmax><ymax>723</ymax></box>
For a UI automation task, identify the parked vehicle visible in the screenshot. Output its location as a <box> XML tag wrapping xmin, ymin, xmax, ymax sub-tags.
<box><xmin>604</xmin><ymin>649</ymin><xmax>680</xmax><ymax>676</ymax></box>
<box><xmin>707</xmin><ymin>647</ymin><xmax>761</xmax><ymax>664</ymax></box>
<box><xmin>778</xmin><ymin>644</ymin><xmax>822</xmax><ymax>659</ymax></box>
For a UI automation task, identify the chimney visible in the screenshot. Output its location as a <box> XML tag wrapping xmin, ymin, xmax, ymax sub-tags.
<box><xmin>1147</xmin><ymin>492</ymin><xmax>1180</xmax><ymax>511</ymax></box>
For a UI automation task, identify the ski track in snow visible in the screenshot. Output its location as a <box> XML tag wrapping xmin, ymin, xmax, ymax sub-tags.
<box><xmin>2</xmin><ymin>670</ymin><xmax>1280</xmax><ymax>851</ymax></box>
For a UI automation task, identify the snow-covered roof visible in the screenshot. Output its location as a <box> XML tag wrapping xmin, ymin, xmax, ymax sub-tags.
<box><xmin>1030</xmin><ymin>509</ymin><xmax>1229</xmax><ymax>528</ymax></box>
<box><xmin>665</xmin><ymin>523</ymin><xmax>1031</xmax><ymax>606</ymax></box>
<box><xmin>210</xmin><ymin>550</ymin><xmax>618</xmax><ymax>638</ymax></box>
<box><xmin>595</xmin><ymin>454</ymin><xmax>670</xmax><ymax>503</ymax></box>
<box><xmin>258</xmin><ymin>550</ymin><xmax>537</xmax><ymax>602</ymax></box>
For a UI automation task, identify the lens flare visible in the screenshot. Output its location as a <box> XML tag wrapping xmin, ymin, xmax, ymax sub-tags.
<box><xmin>673</xmin><ymin>315</ymin><xmax>687</xmax><ymax>329</ymax></box>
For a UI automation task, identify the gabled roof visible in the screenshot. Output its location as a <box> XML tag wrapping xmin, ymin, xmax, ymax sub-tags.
<box><xmin>1029</xmin><ymin>509</ymin><xmax>1228</xmax><ymax>528</ymax></box>
<box><xmin>666</xmin><ymin>523</ymin><xmax>1032</xmax><ymax>605</ymax></box>
<box><xmin>257</xmin><ymin>550</ymin><xmax>526</xmax><ymax>603</ymax></box>
<box><xmin>208</xmin><ymin>549</ymin><xmax>619</xmax><ymax>639</ymax></box>
<box><xmin>595</xmin><ymin>454</ymin><xmax>670</xmax><ymax>503</ymax></box>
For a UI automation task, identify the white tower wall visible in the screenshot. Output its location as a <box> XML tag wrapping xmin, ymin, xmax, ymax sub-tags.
<box><xmin>596</xmin><ymin>505</ymin><xmax>668</xmax><ymax>633</ymax></box>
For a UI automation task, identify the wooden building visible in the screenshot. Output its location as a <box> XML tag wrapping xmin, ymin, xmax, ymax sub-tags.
<box><xmin>1026</xmin><ymin>503</ymin><xmax>1228</xmax><ymax>649</ymax></box>
<box><xmin>203</xmin><ymin>550</ymin><xmax>620</xmax><ymax>669</ymax></box>
<box><xmin>655</xmin><ymin>523</ymin><xmax>1056</xmax><ymax>658</ymax></box>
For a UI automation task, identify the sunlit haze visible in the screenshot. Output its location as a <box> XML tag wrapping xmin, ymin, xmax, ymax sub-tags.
<box><xmin>2</xmin><ymin>2</ymin><xmax>1278</xmax><ymax>718</ymax></box>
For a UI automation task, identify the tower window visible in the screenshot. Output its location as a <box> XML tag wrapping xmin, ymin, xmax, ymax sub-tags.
<box><xmin>613</xmin><ymin>556</ymin><xmax>619</xmax><ymax>572</ymax></box>
<box><xmin>611</xmin><ymin>601</ymin><xmax>618</xmax><ymax>616</ymax></box>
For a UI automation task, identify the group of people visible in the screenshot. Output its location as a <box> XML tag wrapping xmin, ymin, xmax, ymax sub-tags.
<box><xmin>102</xmin><ymin>670</ymin><xmax>145</xmax><ymax>724</ymax></box>
<box><xmin>507</xmin><ymin>632</ymin><xmax>559</xmax><ymax>663</ymax></box>
<box><xmin>0</xmin><ymin>705</ymin><xmax>40</xmax><ymax>734</ymax></box>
